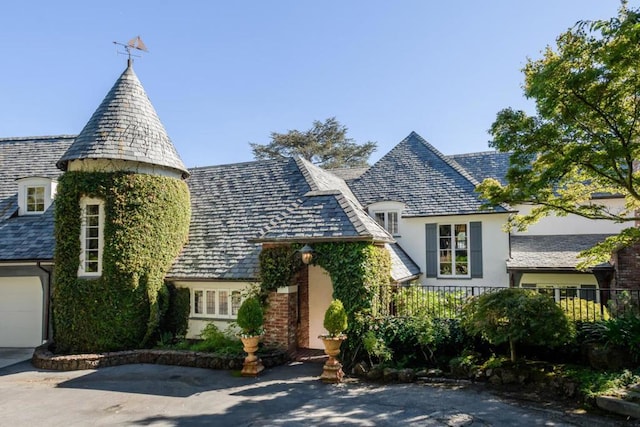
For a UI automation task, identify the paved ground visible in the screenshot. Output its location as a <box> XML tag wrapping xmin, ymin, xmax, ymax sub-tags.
<box><xmin>0</xmin><ymin>358</ymin><xmax>635</xmax><ymax>426</ymax></box>
<box><xmin>0</xmin><ymin>347</ymin><xmax>33</xmax><ymax>369</ymax></box>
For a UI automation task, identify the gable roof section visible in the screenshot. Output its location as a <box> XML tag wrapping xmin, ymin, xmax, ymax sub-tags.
<box><xmin>350</xmin><ymin>132</ymin><xmax>508</xmax><ymax>217</ymax></box>
<box><xmin>168</xmin><ymin>158</ymin><xmax>309</xmax><ymax>280</ymax></box>
<box><xmin>449</xmin><ymin>151</ymin><xmax>511</xmax><ymax>186</ymax></box>
<box><xmin>508</xmin><ymin>234</ymin><xmax>614</xmax><ymax>270</ymax></box>
<box><xmin>386</xmin><ymin>243</ymin><xmax>421</xmax><ymax>282</ymax></box>
<box><xmin>0</xmin><ymin>136</ymin><xmax>74</xmax><ymax>260</ymax></box>
<box><xmin>57</xmin><ymin>64</ymin><xmax>188</xmax><ymax>178</ymax></box>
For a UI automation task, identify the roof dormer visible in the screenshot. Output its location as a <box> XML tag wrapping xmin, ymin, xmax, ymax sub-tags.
<box><xmin>16</xmin><ymin>177</ymin><xmax>57</xmax><ymax>216</ymax></box>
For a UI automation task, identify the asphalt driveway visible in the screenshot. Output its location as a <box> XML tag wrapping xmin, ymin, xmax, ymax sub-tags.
<box><xmin>0</xmin><ymin>360</ymin><xmax>632</xmax><ymax>426</ymax></box>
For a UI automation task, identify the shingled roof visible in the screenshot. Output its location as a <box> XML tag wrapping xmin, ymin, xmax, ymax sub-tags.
<box><xmin>350</xmin><ymin>132</ymin><xmax>509</xmax><ymax>217</ymax></box>
<box><xmin>57</xmin><ymin>63</ymin><xmax>188</xmax><ymax>178</ymax></box>
<box><xmin>168</xmin><ymin>156</ymin><xmax>397</xmax><ymax>280</ymax></box>
<box><xmin>449</xmin><ymin>151</ymin><xmax>511</xmax><ymax>186</ymax></box>
<box><xmin>508</xmin><ymin>234</ymin><xmax>614</xmax><ymax>270</ymax></box>
<box><xmin>0</xmin><ymin>136</ymin><xmax>74</xmax><ymax>260</ymax></box>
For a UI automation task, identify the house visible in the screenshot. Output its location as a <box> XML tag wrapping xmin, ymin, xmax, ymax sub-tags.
<box><xmin>0</xmin><ymin>62</ymin><xmax>631</xmax><ymax>350</ymax></box>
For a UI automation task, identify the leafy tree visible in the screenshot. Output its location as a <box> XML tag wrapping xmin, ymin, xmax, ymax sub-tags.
<box><xmin>250</xmin><ymin>117</ymin><xmax>376</xmax><ymax>168</ymax></box>
<box><xmin>476</xmin><ymin>3</ymin><xmax>640</xmax><ymax>266</ymax></box>
<box><xmin>462</xmin><ymin>288</ymin><xmax>574</xmax><ymax>362</ymax></box>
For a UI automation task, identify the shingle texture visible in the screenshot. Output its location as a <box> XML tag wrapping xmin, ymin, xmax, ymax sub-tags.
<box><xmin>0</xmin><ymin>136</ymin><xmax>74</xmax><ymax>259</ymax></box>
<box><xmin>386</xmin><ymin>243</ymin><xmax>421</xmax><ymax>282</ymax></box>
<box><xmin>508</xmin><ymin>234</ymin><xmax>614</xmax><ymax>269</ymax></box>
<box><xmin>449</xmin><ymin>151</ymin><xmax>511</xmax><ymax>186</ymax></box>
<box><xmin>57</xmin><ymin>64</ymin><xmax>188</xmax><ymax>178</ymax></box>
<box><xmin>350</xmin><ymin>132</ymin><xmax>508</xmax><ymax>217</ymax></box>
<box><xmin>169</xmin><ymin>157</ymin><xmax>396</xmax><ymax>280</ymax></box>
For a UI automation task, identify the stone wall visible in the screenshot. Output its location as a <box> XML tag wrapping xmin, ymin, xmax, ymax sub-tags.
<box><xmin>32</xmin><ymin>343</ymin><xmax>288</xmax><ymax>371</ymax></box>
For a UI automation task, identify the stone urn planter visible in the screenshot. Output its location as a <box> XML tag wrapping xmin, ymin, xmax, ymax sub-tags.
<box><xmin>237</xmin><ymin>297</ymin><xmax>265</xmax><ymax>377</ymax></box>
<box><xmin>240</xmin><ymin>335</ymin><xmax>264</xmax><ymax>377</ymax></box>
<box><xmin>319</xmin><ymin>334</ymin><xmax>347</xmax><ymax>383</ymax></box>
<box><xmin>319</xmin><ymin>299</ymin><xmax>348</xmax><ymax>383</ymax></box>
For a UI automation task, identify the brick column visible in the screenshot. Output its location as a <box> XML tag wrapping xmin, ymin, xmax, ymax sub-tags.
<box><xmin>263</xmin><ymin>286</ymin><xmax>298</xmax><ymax>354</ymax></box>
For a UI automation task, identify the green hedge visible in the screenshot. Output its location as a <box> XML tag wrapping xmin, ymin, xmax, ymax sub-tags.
<box><xmin>53</xmin><ymin>171</ymin><xmax>190</xmax><ymax>353</ymax></box>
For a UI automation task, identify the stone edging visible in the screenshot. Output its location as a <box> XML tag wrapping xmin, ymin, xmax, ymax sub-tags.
<box><xmin>32</xmin><ymin>342</ymin><xmax>289</xmax><ymax>371</ymax></box>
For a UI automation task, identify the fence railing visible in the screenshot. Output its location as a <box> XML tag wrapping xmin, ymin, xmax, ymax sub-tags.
<box><xmin>371</xmin><ymin>284</ymin><xmax>640</xmax><ymax>322</ymax></box>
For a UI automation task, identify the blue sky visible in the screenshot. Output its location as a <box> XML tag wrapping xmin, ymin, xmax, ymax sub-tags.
<box><xmin>0</xmin><ymin>1</ymin><xmax>635</xmax><ymax>168</ymax></box>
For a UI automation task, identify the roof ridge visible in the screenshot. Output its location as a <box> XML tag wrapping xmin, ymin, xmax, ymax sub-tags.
<box><xmin>449</xmin><ymin>150</ymin><xmax>509</xmax><ymax>158</ymax></box>
<box><xmin>0</xmin><ymin>135</ymin><xmax>76</xmax><ymax>143</ymax></box>
<box><xmin>334</xmin><ymin>192</ymin><xmax>394</xmax><ymax>242</ymax></box>
<box><xmin>406</xmin><ymin>132</ymin><xmax>480</xmax><ymax>187</ymax></box>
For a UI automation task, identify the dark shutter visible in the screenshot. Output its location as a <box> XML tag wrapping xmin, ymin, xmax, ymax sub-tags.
<box><xmin>470</xmin><ymin>221</ymin><xmax>483</xmax><ymax>278</ymax></box>
<box><xmin>425</xmin><ymin>223</ymin><xmax>437</xmax><ymax>278</ymax></box>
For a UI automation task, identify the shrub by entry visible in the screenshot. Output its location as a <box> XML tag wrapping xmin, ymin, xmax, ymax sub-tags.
<box><xmin>237</xmin><ymin>297</ymin><xmax>264</xmax><ymax>337</ymax></box>
<box><xmin>323</xmin><ymin>299</ymin><xmax>348</xmax><ymax>337</ymax></box>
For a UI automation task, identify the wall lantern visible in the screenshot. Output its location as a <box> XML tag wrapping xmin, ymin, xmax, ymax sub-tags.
<box><xmin>299</xmin><ymin>244</ymin><xmax>314</xmax><ymax>265</ymax></box>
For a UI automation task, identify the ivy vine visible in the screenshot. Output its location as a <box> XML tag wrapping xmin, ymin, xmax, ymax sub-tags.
<box><xmin>53</xmin><ymin>171</ymin><xmax>191</xmax><ymax>354</ymax></box>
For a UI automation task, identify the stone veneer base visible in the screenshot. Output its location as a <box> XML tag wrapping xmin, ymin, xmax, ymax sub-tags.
<box><xmin>32</xmin><ymin>342</ymin><xmax>289</xmax><ymax>371</ymax></box>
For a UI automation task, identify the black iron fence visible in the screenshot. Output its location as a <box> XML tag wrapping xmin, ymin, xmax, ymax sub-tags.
<box><xmin>371</xmin><ymin>284</ymin><xmax>640</xmax><ymax>322</ymax></box>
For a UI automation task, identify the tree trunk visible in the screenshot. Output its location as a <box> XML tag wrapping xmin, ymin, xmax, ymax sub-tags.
<box><xmin>509</xmin><ymin>338</ymin><xmax>516</xmax><ymax>362</ymax></box>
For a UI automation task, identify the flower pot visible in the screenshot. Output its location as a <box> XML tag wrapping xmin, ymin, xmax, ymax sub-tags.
<box><xmin>319</xmin><ymin>335</ymin><xmax>346</xmax><ymax>383</ymax></box>
<box><xmin>240</xmin><ymin>335</ymin><xmax>264</xmax><ymax>377</ymax></box>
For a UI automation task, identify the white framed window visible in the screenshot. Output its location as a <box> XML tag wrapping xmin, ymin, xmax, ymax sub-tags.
<box><xmin>438</xmin><ymin>223</ymin><xmax>469</xmax><ymax>277</ymax></box>
<box><xmin>521</xmin><ymin>283</ymin><xmax>599</xmax><ymax>303</ymax></box>
<box><xmin>192</xmin><ymin>289</ymin><xmax>243</xmax><ymax>319</ymax></box>
<box><xmin>26</xmin><ymin>186</ymin><xmax>45</xmax><ymax>213</ymax></box>
<box><xmin>373</xmin><ymin>211</ymin><xmax>399</xmax><ymax>235</ymax></box>
<box><xmin>78</xmin><ymin>197</ymin><xmax>104</xmax><ymax>277</ymax></box>
<box><xmin>16</xmin><ymin>177</ymin><xmax>57</xmax><ymax>216</ymax></box>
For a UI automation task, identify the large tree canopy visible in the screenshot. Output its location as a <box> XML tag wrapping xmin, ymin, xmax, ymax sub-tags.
<box><xmin>477</xmin><ymin>3</ymin><xmax>640</xmax><ymax>267</ymax></box>
<box><xmin>250</xmin><ymin>117</ymin><xmax>377</xmax><ymax>168</ymax></box>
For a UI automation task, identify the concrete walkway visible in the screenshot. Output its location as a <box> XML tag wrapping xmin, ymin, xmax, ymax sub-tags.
<box><xmin>0</xmin><ymin>348</ymin><xmax>33</xmax><ymax>369</ymax></box>
<box><xmin>0</xmin><ymin>360</ymin><xmax>633</xmax><ymax>426</ymax></box>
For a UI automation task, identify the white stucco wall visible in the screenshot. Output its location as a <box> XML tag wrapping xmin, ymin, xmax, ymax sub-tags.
<box><xmin>308</xmin><ymin>265</ymin><xmax>334</xmax><ymax>350</ymax></box>
<box><xmin>174</xmin><ymin>281</ymin><xmax>250</xmax><ymax>339</ymax></box>
<box><xmin>399</xmin><ymin>213</ymin><xmax>511</xmax><ymax>287</ymax></box>
<box><xmin>512</xmin><ymin>198</ymin><xmax>629</xmax><ymax>236</ymax></box>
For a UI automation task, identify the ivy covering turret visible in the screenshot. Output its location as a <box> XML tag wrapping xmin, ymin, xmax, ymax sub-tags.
<box><xmin>52</xmin><ymin>62</ymin><xmax>190</xmax><ymax>353</ymax></box>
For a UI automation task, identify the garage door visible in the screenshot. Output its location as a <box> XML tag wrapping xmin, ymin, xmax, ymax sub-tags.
<box><xmin>0</xmin><ymin>277</ymin><xmax>43</xmax><ymax>347</ymax></box>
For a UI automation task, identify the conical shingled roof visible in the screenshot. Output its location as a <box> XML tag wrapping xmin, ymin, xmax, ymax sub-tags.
<box><xmin>57</xmin><ymin>62</ymin><xmax>189</xmax><ymax>178</ymax></box>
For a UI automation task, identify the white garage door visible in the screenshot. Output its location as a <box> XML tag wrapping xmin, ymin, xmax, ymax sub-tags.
<box><xmin>0</xmin><ymin>277</ymin><xmax>43</xmax><ymax>347</ymax></box>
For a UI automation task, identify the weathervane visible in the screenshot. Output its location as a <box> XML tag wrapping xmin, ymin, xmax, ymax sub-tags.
<box><xmin>113</xmin><ymin>36</ymin><xmax>148</xmax><ymax>65</ymax></box>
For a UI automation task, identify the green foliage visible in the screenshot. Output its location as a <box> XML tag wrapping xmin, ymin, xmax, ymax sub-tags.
<box><xmin>311</xmin><ymin>242</ymin><xmax>392</xmax><ymax>365</ymax></box>
<box><xmin>362</xmin><ymin>330</ymin><xmax>392</xmax><ymax>365</ymax></box>
<box><xmin>565</xmin><ymin>366</ymin><xmax>640</xmax><ymax>399</ymax></box>
<box><xmin>236</xmin><ymin>297</ymin><xmax>265</xmax><ymax>336</ymax></box>
<box><xmin>160</xmin><ymin>283</ymin><xmax>191</xmax><ymax>340</ymax></box>
<box><xmin>581</xmin><ymin>313</ymin><xmax>640</xmax><ymax>362</ymax></box>
<box><xmin>250</xmin><ymin>117</ymin><xmax>377</xmax><ymax>168</ymax></box>
<box><xmin>323</xmin><ymin>299</ymin><xmax>348</xmax><ymax>337</ymax></box>
<box><xmin>476</xmin><ymin>5</ymin><xmax>640</xmax><ymax>266</ymax></box>
<box><xmin>191</xmin><ymin>323</ymin><xmax>244</xmax><ymax>356</ymax></box>
<box><xmin>53</xmin><ymin>171</ymin><xmax>191</xmax><ymax>353</ymax></box>
<box><xmin>258</xmin><ymin>246</ymin><xmax>302</xmax><ymax>297</ymax></box>
<box><xmin>393</xmin><ymin>286</ymin><xmax>464</xmax><ymax>318</ymax></box>
<box><xmin>462</xmin><ymin>288</ymin><xmax>574</xmax><ymax>362</ymax></box>
<box><xmin>559</xmin><ymin>297</ymin><xmax>610</xmax><ymax>322</ymax></box>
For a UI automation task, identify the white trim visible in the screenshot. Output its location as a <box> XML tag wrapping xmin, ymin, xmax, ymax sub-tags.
<box><xmin>437</xmin><ymin>222</ymin><xmax>470</xmax><ymax>278</ymax></box>
<box><xmin>277</xmin><ymin>285</ymin><xmax>299</xmax><ymax>294</ymax></box>
<box><xmin>191</xmin><ymin>287</ymin><xmax>243</xmax><ymax>319</ymax></box>
<box><xmin>78</xmin><ymin>197</ymin><xmax>104</xmax><ymax>277</ymax></box>
<box><xmin>16</xmin><ymin>177</ymin><xmax>57</xmax><ymax>216</ymax></box>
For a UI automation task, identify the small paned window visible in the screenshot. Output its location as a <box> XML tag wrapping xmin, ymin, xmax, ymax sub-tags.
<box><xmin>373</xmin><ymin>211</ymin><xmax>399</xmax><ymax>235</ymax></box>
<box><xmin>79</xmin><ymin>198</ymin><xmax>104</xmax><ymax>277</ymax></box>
<box><xmin>26</xmin><ymin>186</ymin><xmax>45</xmax><ymax>213</ymax></box>
<box><xmin>438</xmin><ymin>223</ymin><xmax>468</xmax><ymax>277</ymax></box>
<box><xmin>192</xmin><ymin>289</ymin><xmax>244</xmax><ymax>319</ymax></box>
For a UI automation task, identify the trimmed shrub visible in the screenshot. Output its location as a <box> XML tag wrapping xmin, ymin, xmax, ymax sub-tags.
<box><xmin>323</xmin><ymin>299</ymin><xmax>348</xmax><ymax>337</ymax></box>
<box><xmin>237</xmin><ymin>297</ymin><xmax>264</xmax><ymax>336</ymax></box>
<box><xmin>559</xmin><ymin>297</ymin><xmax>610</xmax><ymax>322</ymax></box>
<box><xmin>160</xmin><ymin>283</ymin><xmax>190</xmax><ymax>339</ymax></box>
